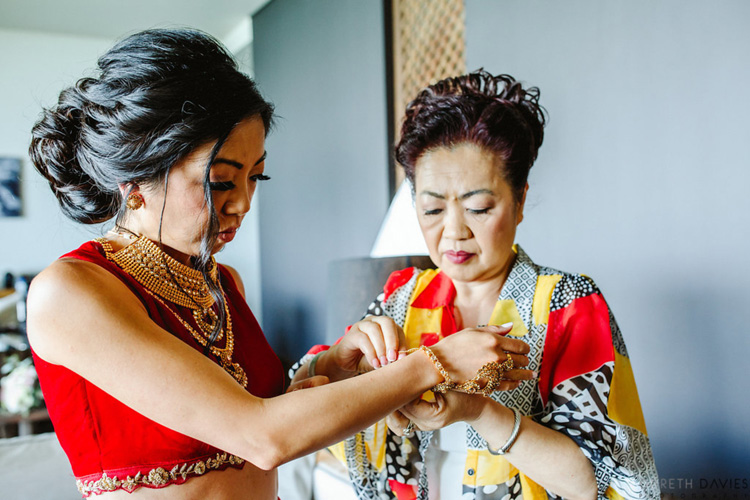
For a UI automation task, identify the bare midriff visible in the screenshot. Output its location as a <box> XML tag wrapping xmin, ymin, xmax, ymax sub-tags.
<box><xmin>98</xmin><ymin>463</ymin><xmax>277</xmax><ymax>500</ymax></box>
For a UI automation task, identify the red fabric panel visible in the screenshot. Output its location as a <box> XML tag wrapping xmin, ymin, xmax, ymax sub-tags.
<box><xmin>420</xmin><ymin>333</ymin><xmax>440</xmax><ymax>346</ymax></box>
<box><xmin>411</xmin><ymin>271</ymin><xmax>456</xmax><ymax>309</ymax></box>
<box><xmin>388</xmin><ymin>479</ymin><xmax>417</xmax><ymax>500</ymax></box>
<box><xmin>384</xmin><ymin>267</ymin><xmax>416</xmax><ymax>301</ymax></box>
<box><xmin>538</xmin><ymin>293</ymin><xmax>615</xmax><ymax>405</ymax></box>
<box><xmin>440</xmin><ymin>306</ymin><xmax>458</xmax><ymax>336</ymax></box>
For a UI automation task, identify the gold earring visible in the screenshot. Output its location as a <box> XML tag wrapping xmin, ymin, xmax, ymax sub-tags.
<box><xmin>126</xmin><ymin>193</ymin><xmax>144</xmax><ymax>210</ymax></box>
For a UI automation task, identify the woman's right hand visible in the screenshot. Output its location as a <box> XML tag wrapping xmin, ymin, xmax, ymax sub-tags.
<box><xmin>325</xmin><ymin>316</ymin><xmax>407</xmax><ymax>375</ymax></box>
<box><xmin>429</xmin><ymin>324</ymin><xmax>532</xmax><ymax>385</ymax></box>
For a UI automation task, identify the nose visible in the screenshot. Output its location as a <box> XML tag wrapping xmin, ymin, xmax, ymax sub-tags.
<box><xmin>443</xmin><ymin>204</ymin><xmax>471</xmax><ymax>240</ymax></box>
<box><xmin>224</xmin><ymin>181</ymin><xmax>254</xmax><ymax>216</ymax></box>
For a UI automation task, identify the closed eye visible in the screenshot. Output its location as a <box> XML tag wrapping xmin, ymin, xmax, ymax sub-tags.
<box><xmin>423</xmin><ymin>208</ymin><xmax>443</xmax><ymax>216</ymax></box>
<box><xmin>467</xmin><ymin>208</ymin><xmax>490</xmax><ymax>215</ymax></box>
<box><xmin>250</xmin><ymin>174</ymin><xmax>271</xmax><ymax>182</ymax></box>
<box><xmin>209</xmin><ymin>181</ymin><xmax>236</xmax><ymax>191</ymax></box>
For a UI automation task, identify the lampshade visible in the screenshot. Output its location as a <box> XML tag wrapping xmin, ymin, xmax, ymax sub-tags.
<box><xmin>370</xmin><ymin>180</ymin><xmax>429</xmax><ymax>258</ymax></box>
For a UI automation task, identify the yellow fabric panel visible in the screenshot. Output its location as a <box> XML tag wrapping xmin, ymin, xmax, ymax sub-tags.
<box><xmin>403</xmin><ymin>308</ymin><xmax>443</xmax><ymax>349</ymax></box>
<box><xmin>532</xmin><ymin>275</ymin><xmax>562</xmax><ymax>325</ymax></box>
<box><xmin>519</xmin><ymin>473</ymin><xmax>550</xmax><ymax>500</ymax></box>
<box><xmin>463</xmin><ymin>449</ymin><xmax>518</xmax><ymax>485</ymax></box>
<box><xmin>609</xmin><ymin>351</ymin><xmax>648</xmax><ymax>435</ymax></box>
<box><xmin>366</xmin><ymin>420</ymin><xmax>388</xmax><ymax>471</ymax></box>
<box><xmin>605</xmin><ymin>486</ymin><xmax>626</xmax><ymax>500</ymax></box>
<box><xmin>488</xmin><ymin>300</ymin><xmax>529</xmax><ymax>337</ymax></box>
<box><xmin>403</xmin><ymin>270</ymin><xmax>442</xmax><ymax>349</ymax></box>
<box><xmin>328</xmin><ymin>441</ymin><xmax>347</xmax><ymax>466</ymax></box>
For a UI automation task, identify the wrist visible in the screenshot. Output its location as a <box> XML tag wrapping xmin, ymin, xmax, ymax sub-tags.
<box><xmin>409</xmin><ymin>346</ymin><xmax>444</xmax><ymax>389</ymax></box>
<box><xmin>316</xmin><ymin>347</ymin><xmax>356</xmax><ymax>381</ymax></box>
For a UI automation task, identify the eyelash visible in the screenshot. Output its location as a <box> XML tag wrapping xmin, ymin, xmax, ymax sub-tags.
<box><xmin>209</xmin><ymin>174</ymin><xmax>271</xmax><ymax>191</ymax></box>
<box><xmin>423</xmin><ymin>208</ymin><xmax>491</xmax><ymax>216</ymax></box>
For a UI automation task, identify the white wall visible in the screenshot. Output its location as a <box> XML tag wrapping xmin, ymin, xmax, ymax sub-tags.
<box><xmin>0</xmin><ymin>29</ymin><xmax>112</xmax><ymax>275</ymax></box>
<box><xmin>466</xmin><ymin>0</ymin><xmax>750</xmax><ymax>486</ymax></box>
<box><xmin>0</xmin><ymin>28</ymin><xmax>263</xmax><ymax>316</ymax></box>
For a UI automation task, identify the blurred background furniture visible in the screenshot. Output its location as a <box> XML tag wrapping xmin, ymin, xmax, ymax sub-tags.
<box><xmin>0</xmin><ymin>432</ymin><xmax>80</xmax><ymax>500</ymax></box>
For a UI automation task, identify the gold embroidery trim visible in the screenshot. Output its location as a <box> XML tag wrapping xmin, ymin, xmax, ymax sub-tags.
<box><xmin>76</xmin><ymin>452</ymin><xmax>245</xmax><ymax>496</ymax></box>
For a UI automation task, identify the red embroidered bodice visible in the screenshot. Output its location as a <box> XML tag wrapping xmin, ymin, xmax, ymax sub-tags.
<box><xmin>32</xmin><ymin>240</ymin><xmax>285</xmax><ymax>496</ymax></box>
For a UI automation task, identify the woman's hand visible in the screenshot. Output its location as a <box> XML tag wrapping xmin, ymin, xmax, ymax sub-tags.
<box><xmin>327</xmin><ymin>316</ymin><xmax>407</xmax><ymax>374</ymax></box>
<box><xmin>392</xmin><ymin>391</ymin><xmax>487</xmax><ymax>434</ymax></box>
<box><xmin>285</xmin><ymin>375</ymin><xmax>330</xmax><ymax>393</ymax></box>
<box><xmin>429</xmin><ymin>325</ymin><xmax>532</xmax><ymax>385</ymax></box>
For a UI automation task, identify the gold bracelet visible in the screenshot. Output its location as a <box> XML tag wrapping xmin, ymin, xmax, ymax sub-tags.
<box><xmin>455</xmin><ymin>353</ymin><xmax>515</xmax><ymax>397</ymax></box>
<box><xmin>407</xmin><ymin>348</ymin><xmax>515</xmax><ymax>397</ymax></box>
<box><xmin>407</xmin><ymin>345</ymin><xmax>455</xmax><ymax>392</ymax></box>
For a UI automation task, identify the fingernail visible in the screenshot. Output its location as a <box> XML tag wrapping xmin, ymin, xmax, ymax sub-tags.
<box><xmin>387</xmin><ymin>349</ymin><xmax>397</xmax><ymax>362</ymax></box>
<box><xmin>532</xmin><ymin>370</ymin><xmax>538</xmax><ymax>378</ymax></box>
<box><xmin>398</xmin><ymin>352</ymin><xmax>406</xmax><ymax>360</ymax></box>
<box><xmin>371</xmin><ymin>358</ymin><xmax>381</xmax><ymax>369</ymax></box>
<box><xmin>380</xmin><ymin>355</ymin><xmax>389</xmax><ymax>366</ymax></box>
<box><xmin>500</xmin><ymin>322</ymin><xmax>514</xmax><ymax>329</ymax></box>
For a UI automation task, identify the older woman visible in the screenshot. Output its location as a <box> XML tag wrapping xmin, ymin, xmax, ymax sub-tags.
<box><xmin>294</xmin><ymin>71</ymin><xmax>659</xmax><ymax>499</ymax></box>
<box><xmin>25</xmin><ymin>32</ymin><xmax>533</xmax><ymax>499</ymax></box>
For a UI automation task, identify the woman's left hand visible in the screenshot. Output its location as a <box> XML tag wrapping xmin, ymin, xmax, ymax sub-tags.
<box><xmin>285</xmin><ymin>375</ymin><xmax>330</xmax><ymax>393</ymax></box>
<box><xmin>389</xmin><ymin>391</ymin><xmax>491</xmax><ymax>434</ymax></box>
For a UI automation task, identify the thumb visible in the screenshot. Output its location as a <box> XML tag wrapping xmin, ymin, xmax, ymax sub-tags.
<box><xmin>483</xmin><ymin>321</ymin><xmax>514</xmax><ymax>335</ymax></box>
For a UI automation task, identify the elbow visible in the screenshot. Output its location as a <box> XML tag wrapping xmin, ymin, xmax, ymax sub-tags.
<box><xmin>239</xmin><ymin>434</ymin><xmax>289</xmax><ymax>471</ymax></box>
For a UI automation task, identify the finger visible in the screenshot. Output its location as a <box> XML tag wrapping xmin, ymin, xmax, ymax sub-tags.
<box><xmin>401</xmin><ymin>396</ymin><xmax>442</xmax><ymax>421</ymax></box>
<box><xmin>358</xmin><ymin>320</ymin><xmax>388</xmax><ymax>367</ymax></box>
<box><xmin>502</xmin><ymin>368</ymin><xmax>536</xmax><ymax>381</ymax></box>
<box><xmin>496</xmin><ymin>335</ymin><xmax>531</xmax><ymax>354</ymax></box>
<box><xmin>481</xmin><ymin>322</ymin><xmax>514</xmax><ymax>335</ymax></box>
<box><xmin>368</xmin><ymin>316</ymin><xmax>404</xmax><ymax>363</ymax></box>
<box><xmin>505</xmin><ymin>353</ymin><xmax>530</xmax><ymax>368</ymax></box>
<box><xmin>495</xmin><ymin>380</ymin><xmax>523</xmax><ymax>391</ymax></box>
<box><xmin>285</xmin><ymin>375</ymin><xmax>330</xmax><ymax>393</ymax></box>
<box><xmin>348</xmin><ymin>328</ymin><xmax>380</xmax><ymax>370</ymax></box>
<box><xmin>385</xmin><ymin>411</ymin><xmax>411</xmax><ymax>436</ymax></box>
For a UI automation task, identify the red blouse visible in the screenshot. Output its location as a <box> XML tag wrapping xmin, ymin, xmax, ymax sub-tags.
<box><xmin>32</xmin><ymin>240</ymin><xmax>285</xmax><ymax>497</ymax></box>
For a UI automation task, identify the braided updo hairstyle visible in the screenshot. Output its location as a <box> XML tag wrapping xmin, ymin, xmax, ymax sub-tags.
<box><xmin>29</xmin><ymin>28</ymin><xmax>274</xmax><ymax>345</ymax></box>
<box><xmin>395</xmin><ymin>69</ymin><xmax>546</xmax><ymax>201</ymax></box>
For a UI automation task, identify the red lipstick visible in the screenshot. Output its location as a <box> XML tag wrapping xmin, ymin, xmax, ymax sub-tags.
<box><xmin>217</xmin><ymin>227</ymin><xmax>238</xmax><ymax>243</ymax></box>
<box><xmin>444</xmin><ymin>250</ymin><xmax>474</xmax><ymax>264</ymax></box>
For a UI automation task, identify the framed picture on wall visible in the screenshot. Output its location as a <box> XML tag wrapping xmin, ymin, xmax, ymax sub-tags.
<box><xmin>0</xmin><ymin>157</ymin><xmax>22</xmax><ymax>217</ymax></box>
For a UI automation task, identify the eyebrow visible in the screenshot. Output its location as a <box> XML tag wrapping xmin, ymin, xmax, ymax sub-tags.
<box><xmin>420</xmin><ymin>188</ymin><xmax>495</xmax><ymax>200</ymax></box>
<box><xmin>213</xmin><ymin>150</ymin><xmax>267</xmax><ymax>169</ymax></box>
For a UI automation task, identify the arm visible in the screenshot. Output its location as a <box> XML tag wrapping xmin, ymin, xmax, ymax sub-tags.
<box><xmin>401</xmin><ymin>392</ymin><xmax>596</xmax><ymax>500</ymax></box>
<box><xmin>27</xmin><ymin>259</ymin><xmax>514</xmax><ymax>471</ymax></box>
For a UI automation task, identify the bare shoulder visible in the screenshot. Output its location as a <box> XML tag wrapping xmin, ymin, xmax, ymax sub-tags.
<box><xmin>221</xmin><ymin>264</ymin><xmax>246</xmax><ymax>299</ymax></box>
<box><xmin>26</xmin><ymin>258</ymin><xmax>147</xmax><ymax>363</ymax></box>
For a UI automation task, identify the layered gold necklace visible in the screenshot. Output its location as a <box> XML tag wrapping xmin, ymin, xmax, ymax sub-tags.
<box><xmin>98</xmin><ymin>235</ymin><xmax>248</xmax><ymax>388</ymax></box>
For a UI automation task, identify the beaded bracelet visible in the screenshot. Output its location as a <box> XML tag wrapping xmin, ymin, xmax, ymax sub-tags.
<box><xmin>407</xmin><ymin>346</ymin><xmax>515</xmax><ymax>397</ymax></box>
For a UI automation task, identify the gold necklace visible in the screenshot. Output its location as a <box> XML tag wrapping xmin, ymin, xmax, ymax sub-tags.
<box><xmin>97</xmin><ymin>236</ymin><xmax>247</xmax><ymax>387</ymax></box>
<box><xmin>100</xmin><ymin>235</ymin><xmax>218</xmax><ymax>310</ymax></box>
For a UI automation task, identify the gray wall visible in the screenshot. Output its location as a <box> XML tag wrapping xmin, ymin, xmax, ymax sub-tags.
<box><xmin>466</xmin><ymin>0</ymin><xmax>750</xmax><ymax>487</ymax></box>
<box><xmin>253</xmin><ymin>0</ymin><xmax>389</xmax><ymax>363</ymax></box>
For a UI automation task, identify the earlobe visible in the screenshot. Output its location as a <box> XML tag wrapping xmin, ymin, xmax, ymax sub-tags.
<box><xmin>121</xmin><ymin>183</ymin><xmax>145</xmax><ymax>211</ymax></box>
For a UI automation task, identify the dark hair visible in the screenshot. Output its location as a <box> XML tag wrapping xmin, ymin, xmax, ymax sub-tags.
<box><xmin>395</xmin><ymin>69</ymin><xmax>545</xmax><ymax>201</ymax></box>
<box><xmin>29</xmin><ymin>28</ymin><xmax>274</xmax><ymax>345</ymax></box>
